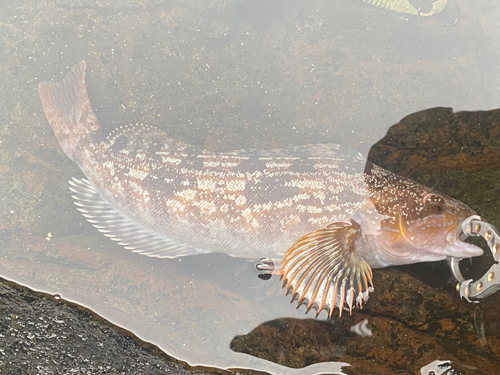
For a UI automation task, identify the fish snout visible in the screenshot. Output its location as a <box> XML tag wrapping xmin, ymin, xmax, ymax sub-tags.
<box><xmin>445</xmin><ymin>223</ymin><xmax>484</xmax><ymax>258</ymax></box>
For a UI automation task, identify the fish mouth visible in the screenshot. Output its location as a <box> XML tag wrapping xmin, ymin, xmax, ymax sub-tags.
<box><xmin>445</xmin><ymin>223</ymin><xmax>484</xmax><ymax>258</ymax></box>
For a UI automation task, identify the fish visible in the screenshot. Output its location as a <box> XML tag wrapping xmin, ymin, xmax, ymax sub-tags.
<box><xmin>362</xmin><ymin>0</ymin><xmax>449</xmax><ymax>17</ymax></box>
<box><xmin>38</xmin><ymin>61</ymin><xmax>483</xmax><ymax>318</ymax></box>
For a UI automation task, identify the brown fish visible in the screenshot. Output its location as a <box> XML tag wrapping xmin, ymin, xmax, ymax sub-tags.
<box><xmin>38</xmin><ymin>61</ymin><xmax>483</xmax><ymax>317</ymax></box>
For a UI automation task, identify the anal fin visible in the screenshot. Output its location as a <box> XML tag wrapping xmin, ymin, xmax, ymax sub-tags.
<box><xmin>69</xmin><ymin>178</ymin><xmax>208</xmax><ymax>258</ymax></box>
<box><xmin>280</xmin><ymin>220</ymin><xmax>373</xmax><ymax>318</ymax></box>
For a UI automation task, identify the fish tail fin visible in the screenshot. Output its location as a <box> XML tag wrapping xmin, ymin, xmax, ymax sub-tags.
<box><xmin>38</xmin><ymin>61</ymin><xmax>102</xmax><ymax>161</ymax></box>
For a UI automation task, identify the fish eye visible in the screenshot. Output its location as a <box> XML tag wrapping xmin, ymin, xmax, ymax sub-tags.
<box><xmin>423</xmin><ymin>194</ymin><xmax>446</xmax><ymax>214</ymax></box>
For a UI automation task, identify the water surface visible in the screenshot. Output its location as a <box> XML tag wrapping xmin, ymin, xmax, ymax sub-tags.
<box><xmin>1</xmin><ymin>0</ymin><xmax>500</xmax><ymax>373</ymax></box>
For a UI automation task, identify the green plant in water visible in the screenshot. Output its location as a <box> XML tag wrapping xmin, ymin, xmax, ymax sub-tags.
<box><xmin>362</xmin><ymin>0</ymin><xmax>448</xmax><ymax>16</ymax></box>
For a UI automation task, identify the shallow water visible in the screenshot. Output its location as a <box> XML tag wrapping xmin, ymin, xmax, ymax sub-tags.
<box><xmin>1</xmin><ymin>0</ymin><xmax>500</xmax><ymax>373</ymax></box>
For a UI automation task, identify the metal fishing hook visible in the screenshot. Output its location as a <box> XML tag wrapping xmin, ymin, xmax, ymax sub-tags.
<box><xmin>450</xmin><ymin>215</ymin><xmax>500</xmax><ymax>302</ymax></box>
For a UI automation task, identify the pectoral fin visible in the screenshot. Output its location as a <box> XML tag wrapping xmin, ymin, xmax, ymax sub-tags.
<box><xmin>280</xmin><ymin>220</ymin><xmax>373</xmax><ymax>318</ymax></box>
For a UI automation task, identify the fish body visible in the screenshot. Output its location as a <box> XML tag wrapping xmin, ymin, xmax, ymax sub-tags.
<box><xmin>39</xmin><ymin>62</ymin><xmax>482</xmax><ymax>316</ymax></box>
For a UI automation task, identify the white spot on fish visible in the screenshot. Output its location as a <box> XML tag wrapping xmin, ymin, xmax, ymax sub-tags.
<box><xmin>203</xmin><ymin>160</ymin><xmax>220</xmax><ymax>168</ymax></box>
<box><xmin>197</xmin><ymin>178</ymin><xmax>216</xmax><ymax>190</ymax></box>
<box><xmin>126</xmin><ymin>169</ymin><xmax>149</xmax><ymax>181</ymax></box>
<box><xmin>226</xmin><ymin>179</ymin><xmax>246</xmax><ymax>191</ymax></box>
<box><xmin>160</xmin><ymin>155</ymin><xmax>183</xmax><ymax>165</ymax></box>
<box><xmin>235</xmin><ymin>195</ymin><xmax>246</xmax><ymax>206</ymax></box>
<box><xmin>176</xmin><ymin>189</ymin><xmax>196</xmax><ymax>201</ymax></box>
<box><xmin>265</xmin><ymin>161</ymin><xmax>293</xmax><ymax>169</ymax></box>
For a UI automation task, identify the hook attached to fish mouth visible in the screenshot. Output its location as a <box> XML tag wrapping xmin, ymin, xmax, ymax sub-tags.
<box><xmin>450</xmin><ymin>215</ymin><xmax>500</xmax><ymax>302</ymax></box>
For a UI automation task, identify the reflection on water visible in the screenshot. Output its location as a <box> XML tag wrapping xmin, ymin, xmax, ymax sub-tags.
<box><xmin>350</xmin><ymin>318</ymin><xmax>372</xmax><ymax>337</ymax></box>
<box><xmin>474</xmin><ymin>307</ymin><xmax>487</xmax><ymax>347</ymax></box>
<box><xmin>1</xmin><ymin>0</ymin><xmax>500</xmax><ymax>374</ymax></box>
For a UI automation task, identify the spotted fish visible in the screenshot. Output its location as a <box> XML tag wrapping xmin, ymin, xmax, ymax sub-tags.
<box><xmin>38</xmin><ymin>61</ymin><xmax>483</xmax><ymax>317</ymax></box>
<box><xmin>362</xmin><ymin>0</ymin><xmax>449</xmax><ymax>17</ymax></box>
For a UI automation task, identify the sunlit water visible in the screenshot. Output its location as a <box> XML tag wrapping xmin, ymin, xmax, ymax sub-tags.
<box><xmin>1</xmin><ymin>0</ymin><xmax>500</xmax><ymax>373</ymax></box>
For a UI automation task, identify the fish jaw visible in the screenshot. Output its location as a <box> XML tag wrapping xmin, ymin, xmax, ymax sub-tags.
<box><xmin>352</xmin><ymin>206</ymin><xmax>485</xmax><ymax>268</ymax></box>
<box><xmin>443</xmin><ymin>224</ymin><xmax>484</xmax><ymax>258</ymax></box>
<box><xmin>369</xmin><ymin>220</ymin><xmax>484</xmax><ymax>266</ymax></box>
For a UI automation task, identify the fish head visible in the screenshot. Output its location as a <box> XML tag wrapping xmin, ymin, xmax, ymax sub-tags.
<box><xmin>368</xmin><ymin>168</ymin><xmax>484</xmax><ymax>264</ymax></box>
<box><xmin>397</xmin><ymin>192</ymin><xmax>483</xmax><ymax>257</ymax></box>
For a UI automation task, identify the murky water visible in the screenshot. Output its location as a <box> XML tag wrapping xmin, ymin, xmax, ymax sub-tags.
<box><xmin>1</xmin><ymin>0</ymin><xmax>500</xmax><ymax>374</ymax></box>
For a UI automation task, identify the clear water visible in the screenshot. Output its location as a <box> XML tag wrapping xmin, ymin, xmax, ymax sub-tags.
<box><xmin>1</xmin><ymin>0</ymin><xmax>500</xmax><ymax>373</ymax></box>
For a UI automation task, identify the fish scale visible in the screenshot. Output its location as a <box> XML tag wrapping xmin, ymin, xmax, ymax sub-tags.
<box><xmin>39</xmin><ymin>61</ymin><xmax>483</xmax><ymax>317</ymax></box>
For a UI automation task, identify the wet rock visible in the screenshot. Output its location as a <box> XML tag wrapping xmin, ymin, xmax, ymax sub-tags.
<box><xmin>230</xmin><ymin>267</ymin><xmax>500</xmax><ymax>375</ymax></box>
<box><xmin>368</xmin><ymin>107</ymin><xmax>500</xmax><ymax>175</ymax></box>
<box><xmin>0</xmin><ymin>278</ymin><xmax>229</xmax><ymax>375</ymax></box>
